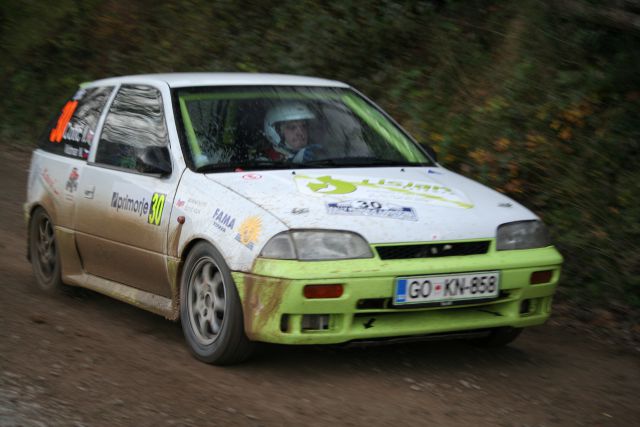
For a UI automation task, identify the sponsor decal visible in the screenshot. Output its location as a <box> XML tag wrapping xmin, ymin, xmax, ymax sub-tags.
<box><xmin>235</xmin><ymin>216</ymin><xmax>262</xmax><ymax>250</ymax></box>
<box><xmin>64</xmin><ymin>167</ymin><xmax>79</xmax><ymax>202</ymax></box>
<box><xmin>148</xmin><ymin>193</ymin><xmax>166</xmax><ymax>226</ymax></box>
<box><xmin>63</xmin><ymin>125</ymin><xmax>93</xmax><ymax>144</ymax></box>
<box><xmin>110</xmin><ymin>184</ymin><xmax>166</xmax><ymax>226</ymax></box>
<box><xmin>64</xmin><ymin>144</ymin><xmax>78</xmax><ymax>156</ymax></box>
<box><xmin>498</xmin><ymin>202</ymin><xmax>513</xmax><ymax>208</ymax></box>
<box><xmin>63</xmin><ymin>143</ymin><xmax>90</xmax><ymax>159</ymax></box>
<box><xmin>242</xmin><ymin>173</ymin><xmax>262</xmax><ymax>180</ymax></box>
<box><xmin>291</xmin><ymin>208</ymin><xmax>309</xmax><ymax>215</ymax></box>
<box><xmin>62</xmin><ymin>124</ymin><xmax>84</xmax><ymax>143</ymax></box>
<box><xmin>212</xmin><ymin>208</ymin><xmax>236</xmax><ymax>233</ymax></box>
<box><xmin>326</xmin><ymin>200</ymin><xmax>418</xmax><ymax>221</ymax></box>
<box><xmin>303</xmin><ymin>175</ymin><xmax>357</xmax><ymax>194</ymax></box>
<box><xmin>65</xmin><ymin>168</ymin><xmax>79</xmax><ymax>193</ymax></box>
<box><xmin>62</xmin><ymin>131</ymin><xmax>93</xmax><ymax>159</ymax></box>
<box><xmin>294</xmin><ymin>174</ymin><xmax>473</xmax><ymax>209</ymax></box>
<box><xmin>40</xmin><ymin>168</ymin><xmax>59</xmax><ymax>196</ymax></box>
<box><xmin>427</xmin><ymin>169</ymin><xmax>443</xmax><ymax>175</ymax></box>
<box><xmin>111</xmin><ymin>191</ymin><xmax>150</xmax><ymax>217</ymax></box>
<box><xmin>176</xmin><ymin>197</ymin><xmax>207</xmax><ymax>214</ymax></box>
<box><xmin>49</xmin><ymin>89</ymin><xmax>94</xmax><ymax>154</ymax></box>
<box><xmin>49</xmin><ymin>100</ymin><xmax>78</xmax><ymax>143</ymax></box>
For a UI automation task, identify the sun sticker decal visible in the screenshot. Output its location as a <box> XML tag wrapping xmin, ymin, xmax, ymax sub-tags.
<box><xmin>235</xmin><ymin>216</ymin><xmax>262</xmax><ymax>250</ymax></box>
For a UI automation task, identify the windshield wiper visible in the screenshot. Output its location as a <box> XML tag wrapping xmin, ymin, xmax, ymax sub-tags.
<box><xmin>195</xmin><ymin>157</ymin><xmax>427</xmax><ymax>173</ymax></box>
<box><xmin>303</xmin><ymin>157</ymin><xmax>425</xmax><ymax>167</ymax></box>
<box><xmin>195</xmin><ymin>160</ymin><xmax>298</xmax><ymax>173</ymax></box>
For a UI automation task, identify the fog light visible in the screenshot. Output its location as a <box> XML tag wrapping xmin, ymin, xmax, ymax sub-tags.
<box><xmin>303</xmin><ymin>284</ymin><xmax>343</xmax><ymax>299</ymax></box>
<box><xmin>530</xmin><ymin>270</ymin><xmax>553</xmax><ymax>285</ymax></box>
<box><xmin>301</xmin><ymin>314</ymin><xmax>330</xmax><ymax>331</ymax></box>
<box><xmin>520</xmin><ymin>299</ymin><xmax>531</xmax><ymax>315</ymax></box>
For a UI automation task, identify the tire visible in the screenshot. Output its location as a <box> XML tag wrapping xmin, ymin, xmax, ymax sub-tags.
<box><xmin>469</xmin><ymin>327</ymin><xmax>523</xmax><ymax>348</ymax></box>
<box><xmin>28</xmin><ymin>207</ymin><xmax>64</xmax><ymax>293</ymax></box>
<box><xmin>180</xmin><ymin>242</ymin><xmax>254</xmax><ymax>365</ymax></box>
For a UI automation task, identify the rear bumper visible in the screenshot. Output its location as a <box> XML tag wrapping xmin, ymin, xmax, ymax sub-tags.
<box><xmin>233</xmin><ymin>246</ymin><xmax>562</xmax><ymax>345</ymax></box>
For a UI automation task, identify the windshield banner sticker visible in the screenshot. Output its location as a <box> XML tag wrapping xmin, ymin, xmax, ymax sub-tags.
<box><xmin>326</xmin><ymin>200</ymin><xmax>417</xmax><ymax>221</ymax></box>
<box><xmin>294</xmin><ymin>174</ymin><xmax>473</xmax><ymax>209</ymax></box>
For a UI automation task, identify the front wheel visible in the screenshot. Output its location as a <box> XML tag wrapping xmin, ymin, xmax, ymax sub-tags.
<box><xmin>28</xmin><ymin>207</ymin><xmax>64</xmax><ymax>293</ymax></box>
<box><xmin>180</xmin><ymin>242</ymin><xmax>254</xmax><ymax>365</ymax></box>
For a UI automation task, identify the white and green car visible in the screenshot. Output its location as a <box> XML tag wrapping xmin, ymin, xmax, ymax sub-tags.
<box><xmin>26</xmin><ymin>73</ymin><xmax>563</xmax><ymax>364</ymax></box>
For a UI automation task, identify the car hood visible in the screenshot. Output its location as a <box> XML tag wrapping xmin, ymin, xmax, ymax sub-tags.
<box><xmin>204</xmin><ymin>167</ymin><xmax>537</xmax><ymax>244</ymax></box>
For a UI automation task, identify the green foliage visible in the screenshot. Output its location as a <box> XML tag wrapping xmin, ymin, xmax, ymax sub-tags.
<box><xmin>1</xmin><ymin>0</ymin><xmax>638</xmax><ymax>309</ymax></box>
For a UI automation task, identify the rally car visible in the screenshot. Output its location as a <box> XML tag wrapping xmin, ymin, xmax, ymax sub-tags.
<box><xmin>25</xmin><ymin>73</ymin><xmax>563</xmax><ymax>364</ymax></box>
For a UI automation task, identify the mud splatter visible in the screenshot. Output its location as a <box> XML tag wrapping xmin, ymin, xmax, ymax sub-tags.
<box><xmin>241</xmin><ymin>274</ymin><xmax>289</xmax><ymax>340</ymax></box>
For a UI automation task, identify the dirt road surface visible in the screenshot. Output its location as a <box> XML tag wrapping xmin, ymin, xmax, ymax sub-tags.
<box><xmin>1</xmin><ymin>147</ymin><xmax>639</xmax><ymax>427</ymax></box>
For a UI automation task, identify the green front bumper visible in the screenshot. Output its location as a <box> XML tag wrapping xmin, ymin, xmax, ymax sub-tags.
<box><xmin>233</xmin><ymin>245</ymin><xmax>563</xmax><ymax>345</ymax></box>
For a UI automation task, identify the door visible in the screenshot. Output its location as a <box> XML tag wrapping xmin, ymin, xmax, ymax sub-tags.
<box><xmin>74</xmin><ymin>84</ymin><xmax>178</xmax><ymax>298</ymax></box>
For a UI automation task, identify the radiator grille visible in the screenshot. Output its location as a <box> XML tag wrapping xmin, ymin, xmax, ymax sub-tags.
<box><xmin>375</xmin><ymin>241</ymin><xmax>491</xmax><ymax>260</ymax></box>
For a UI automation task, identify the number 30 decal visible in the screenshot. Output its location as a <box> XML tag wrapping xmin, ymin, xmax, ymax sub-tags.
<box><xmin>148</xmin><ymin>193</ymin><xmax>166</xmax><ymax>226</ymax></box>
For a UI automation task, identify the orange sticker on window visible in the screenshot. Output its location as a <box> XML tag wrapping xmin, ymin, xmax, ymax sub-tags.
<box><xmin>49</xmin><ymin>100</ymin><xmax>78</xmax><ymax>143</ymax></box>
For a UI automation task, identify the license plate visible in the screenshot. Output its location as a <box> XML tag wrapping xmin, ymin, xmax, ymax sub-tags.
<box><xmin>394</xmin><ymin>271</ymin><xmax>500</xmax><ymax>306</ymax></box>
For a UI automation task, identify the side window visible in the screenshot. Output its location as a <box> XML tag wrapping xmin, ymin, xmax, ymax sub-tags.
<box><xmin>40</xmin><ymin>86</ymin><xmax>114</xmax><ymax>159</ymax></box>
<box><xmin>95</xmin><ymin>84</ymin><xmax>169</xmax><ymax>172</ymax></box>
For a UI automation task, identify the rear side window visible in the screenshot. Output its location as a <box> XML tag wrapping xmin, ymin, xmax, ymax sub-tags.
<box><xmin>40</xmin><ymin>86</ymin><xmax>114</xmax><ymax>159</ymax></box>
<box><xmin>95</xmin><ymin>84</ymin><xmax>169</xmax><ymax>171</ymax></box>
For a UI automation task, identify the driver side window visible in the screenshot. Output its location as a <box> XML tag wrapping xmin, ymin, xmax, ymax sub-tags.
<box><xmin>95</xmin><ymin>85</ymin><xmax>169</xmax><ymax>172</ymax></box>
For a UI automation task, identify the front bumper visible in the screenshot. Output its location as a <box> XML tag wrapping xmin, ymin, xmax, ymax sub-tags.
<box><xmin>233</xmin><ymin>245</ymin><xmax>562</xmax><ymax>345</ymax></box>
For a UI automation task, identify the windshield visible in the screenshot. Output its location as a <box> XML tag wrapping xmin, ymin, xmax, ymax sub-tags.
<box><xmin>173</xmin><ymin>86</ymin><xmax>435</xmax><ymax>171</ymax></box>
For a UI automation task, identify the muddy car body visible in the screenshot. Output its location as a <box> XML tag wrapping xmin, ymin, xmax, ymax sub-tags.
<box><xmin>25</xmin><ymin>73</ymin><xmax>563</xmax><ymax>364</ymax></box>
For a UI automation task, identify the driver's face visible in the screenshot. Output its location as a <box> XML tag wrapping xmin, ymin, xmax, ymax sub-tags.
<box><xmin>281</xmin><ymin>120</ymin><xmax>308</xmax><ymax>150</ymax></box>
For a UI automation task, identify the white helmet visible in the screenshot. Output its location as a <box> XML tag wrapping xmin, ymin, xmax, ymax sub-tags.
<box><xmin>264</xmin><ymin>102</ymin><xmax>315</xmax><ymax>146</ymax></box>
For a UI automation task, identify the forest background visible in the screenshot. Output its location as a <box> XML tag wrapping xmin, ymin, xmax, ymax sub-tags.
<box><xmin>1</xmin><ymin>0</ymin><xmax>638</xmax><ymax>316</ymax></box>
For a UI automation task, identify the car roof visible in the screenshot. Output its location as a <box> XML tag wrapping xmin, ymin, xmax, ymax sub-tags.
<box><xmin>85</xmin><ymin>73</ymin><xmax>350</xmax><ymax>89</ymax></box>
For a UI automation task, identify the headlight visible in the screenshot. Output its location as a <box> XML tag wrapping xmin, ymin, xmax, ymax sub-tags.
<box><xmin>496</xmin><ymin>220</ymin><xmax>551</xmax><ymax>251</ymax></box>
<box><xmin>260</xmin><ymin>230</ymin><xmax>373</xmax><ymax>260</ymax></box>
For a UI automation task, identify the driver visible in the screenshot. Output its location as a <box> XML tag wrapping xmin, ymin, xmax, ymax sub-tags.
<box><xmin>263</xmin><ymin>102</ymin><xmax>320</xmax><ymax>162</ymax></box>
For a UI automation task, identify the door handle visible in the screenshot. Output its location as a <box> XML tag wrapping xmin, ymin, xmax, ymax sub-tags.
<box><xmin>83</xmin><ymin>185</ymin><xmax>95</xmax><ymax>199</ymax></box>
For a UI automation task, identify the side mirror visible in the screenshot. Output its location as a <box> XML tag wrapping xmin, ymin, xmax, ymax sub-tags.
<box><xmin>137</xmin><ymin>145</ymin><xmax>172</xmax><ymax>176</ymax></box>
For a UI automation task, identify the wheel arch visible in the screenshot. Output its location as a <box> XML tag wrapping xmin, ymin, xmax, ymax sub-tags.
<box><xmin>171</xmin><ymin>237</ymin><xmax>234</xmax><ymax>313</ymax></box>
<box><xmin>177</xmin><ymin>236</ymin><xmax>254</xmax><ymax>364</ymax></box>
<box><xmin>27</xmin><ymin>204</ymin><xmax>66</xmax><ymax>292</ymax></box>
